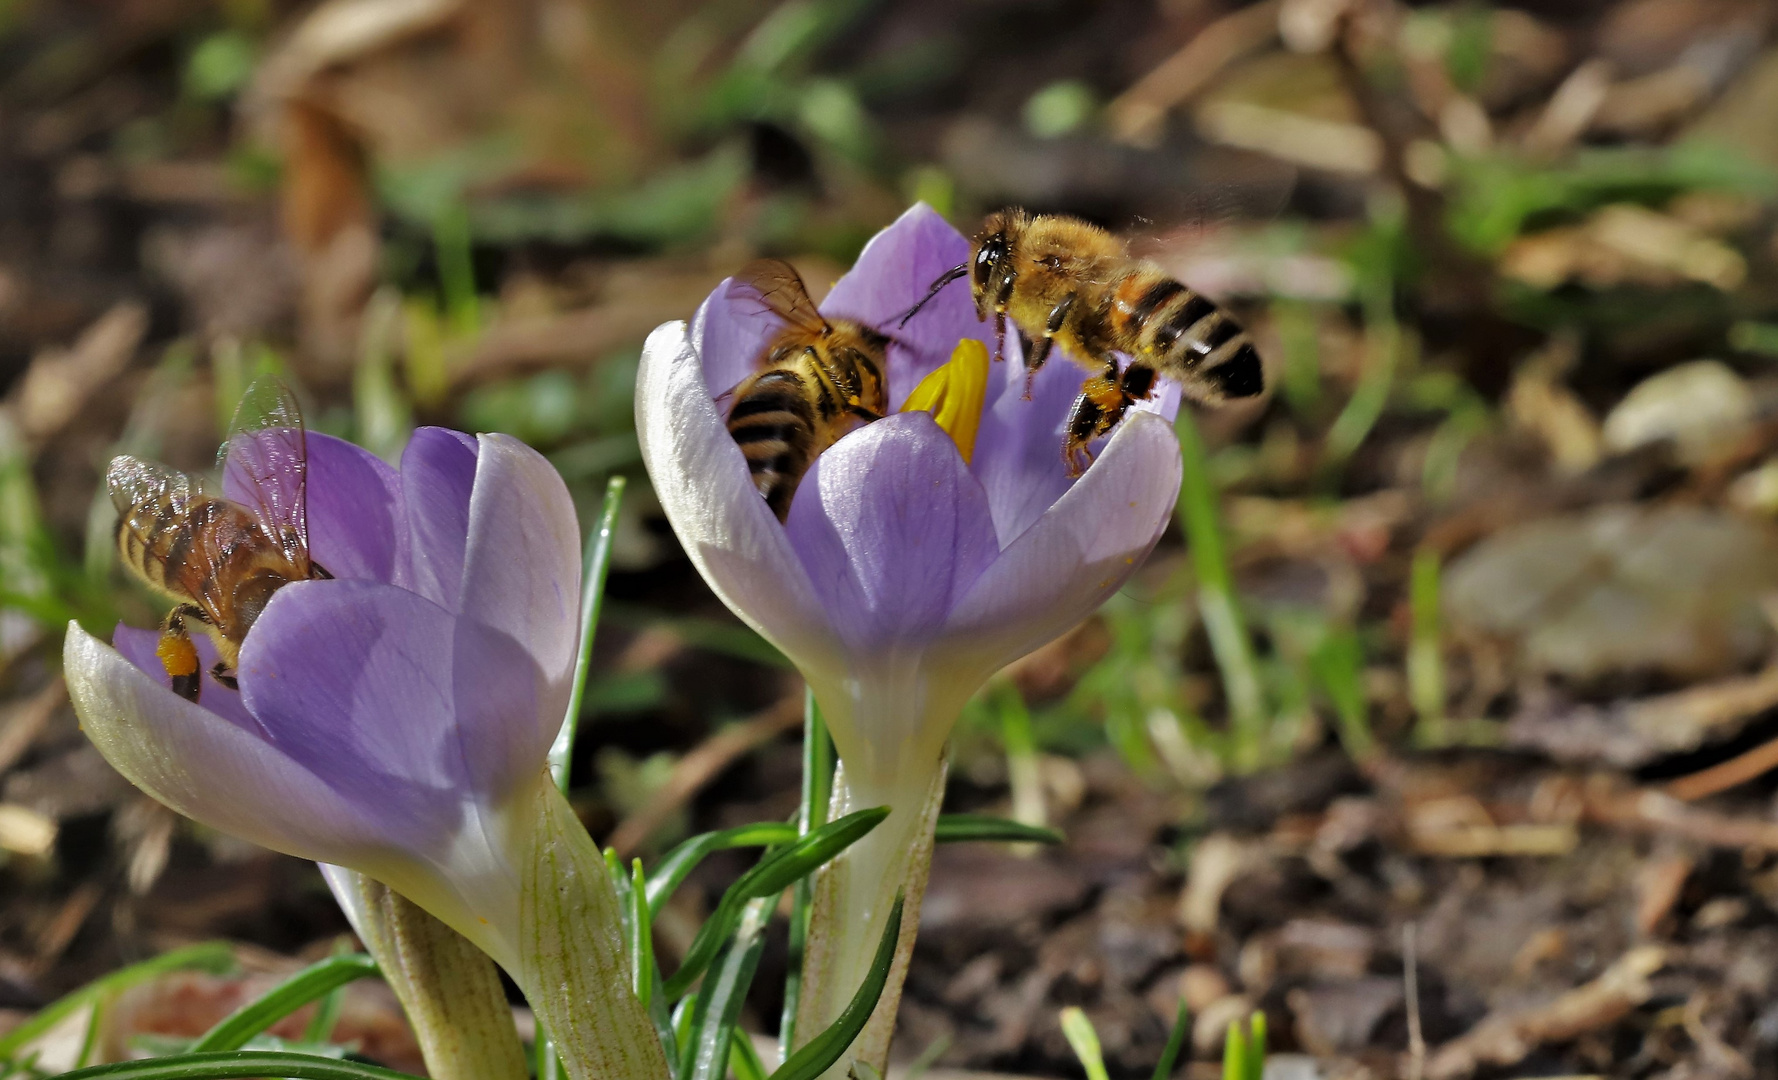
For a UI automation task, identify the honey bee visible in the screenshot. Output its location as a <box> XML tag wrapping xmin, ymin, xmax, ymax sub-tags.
<box><xmin>110</xmin><ymin>378</ymin><xmax>330</xmax><ymax>703</ymax></box>
<box><xmin>902</xmin><ymin>209</ymin><xmax>1265</xmax><ymax>475</ymax></box>
<box><xmin>725</xmin><ymin>259</ymin><xmax>889</xmax><ymax>520</ymax></box>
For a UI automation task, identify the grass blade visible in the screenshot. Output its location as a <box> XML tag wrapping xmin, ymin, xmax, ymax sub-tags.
<box><xmin>191</xmin><ymin>955</ymin><xmax>379</xmax><ymax>1052</ymax></box>
<box><xmin>1408</xmin><ymin>546</ymin><xmax>1449</xmax><ymax>746</ymax></box>
<box><xmin>662</xmin><ymin>807</ymin><xmax>888</xmax><ymax>1001</ymax></box>
<box><xmin>779</xmin><ymin>688</ymin><xmax>832</xmax><ymax>1060</ymax></box>
<box><xmin>767</xmin><ymin>894</ymin><xmax>904</xmax><ymax>1080</ymax></box>
<box><xmin>1150</xmin><ymin>996</ymin><xmax>1189</xmax><ymax>1080</ymax></box>
<box><xmin>933</xmin><ymin>814</ymin><xmax>1063</xmax><ymax>845</ymax></box>
<box><xmin>54</xmin><ymin>1050</ymin><xmax>422</xmax><ymax>1079</ymax></box>
<box><xmin>1059</xmin><ymin>1008</ymin><xmax>1109</xmax><ymax>1080</ymax></box>
<box><xmin>550</xmin><ymin>475</ymin><xmax>627</xmax><ymax>793</ymax></box>
<box><xmin>646</xmin><ymin>821</ymin><xmax>799</xmax><ymax>916</ymax></box>
<box><xmin>630</xmin><ymin>858</ymin><xmax>655</xmax><ymax>1012</ymax></box>
<box><xmin>678</xmin><ymin>896</ymin><xmax>773</xmax><ymax>1080</ymax></box>
<box><xmin>1175</xmin><ymin>412</ymin><xmax>1266</xmax><ymax>771</ymax></box>
<box><xmin>0</xmin><ymin>942</ymin><xmax>234</xmax><ymax>1059</ymax></box>
<box><xmin>731</xmin><ymin>1030</ymin><xmax>770</xmax><ymax>1080</ymax></box>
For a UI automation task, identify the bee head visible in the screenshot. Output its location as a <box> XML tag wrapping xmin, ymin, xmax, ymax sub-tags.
<box><xmin>973</xmin><ymin>230</ymin><xmax>1011</xmax><ymax>320</ymax></box>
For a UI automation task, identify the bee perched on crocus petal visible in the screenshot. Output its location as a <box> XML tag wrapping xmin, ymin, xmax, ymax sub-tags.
<box><xmin>902</xmin><ymin>208</ymin><xmax>1265</xmax><ymax>476</ymax></box>
<box><xmin>724</xmin><ymin>258</ymin><xmax>890</xmax><ymax>520</ymax></box>
<box><xmin>109</xmin><ymin>377</ymin><xmax>330</xmax><ymax>702</ymax></box>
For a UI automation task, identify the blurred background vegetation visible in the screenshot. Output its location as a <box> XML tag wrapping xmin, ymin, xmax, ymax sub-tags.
<box><xmin>7</xmin><ymin>0</ymin><xmax>1778</xmax><ymax>1075</ymax></box>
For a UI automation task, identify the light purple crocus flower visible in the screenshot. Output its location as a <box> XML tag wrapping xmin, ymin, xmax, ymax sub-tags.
<box><xmin>65</xmin><ymin>428</ymin><xmax>666</xmax><ymax>1080</ymax></box>
<box><xmin>67</xmin><ymin>428</ymin><xmax>570</xmax><ymax>967</ymax></box>
<box><xmin>636</xmin><ymin>204</ymin><xmax>1185</xmax><ymax>1072</ymax></box>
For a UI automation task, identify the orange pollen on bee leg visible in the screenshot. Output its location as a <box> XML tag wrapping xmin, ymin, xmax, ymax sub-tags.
<box><xmin>156</xmin><ymin>635</ymin><xmax>200</xmax><ymax>678</ymax></box>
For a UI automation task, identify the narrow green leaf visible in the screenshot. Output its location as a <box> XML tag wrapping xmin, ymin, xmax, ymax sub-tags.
<box><xmin>1221</xmin><ymin>1022</ymin><xmax>1246</xmax><ymax>1080</ymax></box>
<box><xmin>1150</xmin><ymin>996</ymin><xmax>1189</xmax><ymax>1080</ymax></box>
<box><xmin>53</xmin><ymin>1050</ymin><xmax>421</xmax><ymax>1079</ymax></box>
<box><xmin>779</xmin><ymin>689</ymin><xmax>832</xmax><ymax>1060</ymax></box>
<box><xmin>1244</xmin><ymin>1012</ymin><xmax>1266</xmax><ymax>1080</ymax></box>
<box><xmin>767</xmin><ymin>894</ymin><xmax>904</xmax><ymax>1080</ymax></box>
<box><xmin>192</xmin><ymin>955</ymin><xmax>379</xmax><ymax>1053</ymax></box>
<box><xmin>300</xmin><ymin>943</ymin><xmax>356</xmax><ymax>1045</ymax></box>
<box><xmin>731</xmin><ymin>1029</ymin><xmax>770</xmax><ymax>1080</ymax></box>
<box><xmin>679</xmin><ymin>896</ymin><xmax>772</xmax><ymax>1080</ymax></box>
<box><xmin>934</xmin><ymin>814</ymin><xmax>1063</xmax><ymax>846</ymax></box>
<box><xmin>550</xmin><ymin>475</ymin><xmax>627</xmax><ymax>793</ymax></box>
<box><xmin>630</xmin><ymin>858</ymin><xmax>654</xmax><ymax>1011</ymax></box>
<box><xmin>1059</xmin><ymin>1007</ymin><xmax>1109</xmax><ymax>1080</ymax></box>
<box><xmin>663</xmin><ymin>808</ymin><xmax>888</xmax><ymax>1001</ymax></box>
<box><xmin>0</xmin><ymin>942</ymin><xmax>235</xmax><ymax>1059</ymax></box>
<box><xmin>646</xmin><ymin>821</ymin><xmax>799</xmax><ymax>916</ymax></box>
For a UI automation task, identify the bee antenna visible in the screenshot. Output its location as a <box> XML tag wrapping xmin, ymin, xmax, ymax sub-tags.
<box><xmin>897</xmin><ymin>264</ymin><xmax>968</xmax><ymax>328</ymax></box>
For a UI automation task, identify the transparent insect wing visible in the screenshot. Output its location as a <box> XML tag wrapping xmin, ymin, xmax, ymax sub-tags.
<box><xmin>108</xmin><ymin>455</ymin><xmax>203</xmax><ymax>539</ymax></box>
<box><xmin>219</xmin><ymin>376</ymin><xmax>310</xmax><ymax>568</ymax></box>
<box><xmin>733</xmin><ymin>259</ymin><xmax>830</xmax><ymax>334</ymax></box>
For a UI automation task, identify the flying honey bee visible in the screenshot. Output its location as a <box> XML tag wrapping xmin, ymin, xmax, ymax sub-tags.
<box><xmin>110</xmin><ymin>378</ymin><xmax>329</xmax><ymax>703</ymax></box>
<box><xmin>902</xmin><ymin>209</ymin><xmax>1265</xmax><ymax>476</ymax></box>
<box><xmin>725</xmin><ymin>258</ymin><xmax>890</xmax><ymax>520</ymax></box>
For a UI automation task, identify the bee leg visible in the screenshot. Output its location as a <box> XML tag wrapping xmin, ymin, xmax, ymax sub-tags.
<box><xmin>1024</xmin><ymin>294</ymin><xmax>1077</xmax><ymax>400</ymax></box>
<box><xmin>993</xmin><ymin>311</ymin><xmax>1008</xmax><ymax>363</ymax></box>
<box><xmin>157</xmin><ymin>604</ymin><xmax>209</xmax><ymax>702</ymax></box>
<box><xmin>310</xmin><ymin>561</ymin><xmax>333</xmax><ymax>580</ymax></box>
<box><xmin>211</xmin><ymin>663</ymin><xmax>239</xmax><ymax>691</ymax></box>
<box><xmin>848</xmin><ymin>404</ymin><xmax>884</xmax><ymax>422</ymax></box>
<box><xmin>1062</xmin><ymin>368</ymin><xmax>1131</xmax><ymax>479</ymax></box>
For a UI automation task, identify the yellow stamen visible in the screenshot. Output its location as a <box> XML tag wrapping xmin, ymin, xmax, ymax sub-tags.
<box><xmin>901</xmin><ymin>338</ymin><xmax>989</xmax><ymax>463</ymax></box>
<box><xmin>157</xmin><ymin>634</ymin><xmax>199</xmax><ymax>679</ymax></box>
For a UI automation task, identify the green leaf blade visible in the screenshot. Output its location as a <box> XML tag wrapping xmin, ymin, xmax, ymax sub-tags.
<box><xmin>192</xmin><ymin>955</ymin><xmax>380</xmax><ymax>1053</ymax></box>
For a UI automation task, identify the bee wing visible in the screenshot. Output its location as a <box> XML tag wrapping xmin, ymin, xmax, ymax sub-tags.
<box><xmin>218</xmin><ymin>376</ymin><xmax>310</xmax><ymax>571</ymax></box>
<box><xmin>108</xmin><ymin>455</ymin><xmax>204</xmax><ymax>539</ymax></box>
<box><xmin>734</xmin><ymin>259</ymin><xmax>829</xmax><ymax>335</ymax></box>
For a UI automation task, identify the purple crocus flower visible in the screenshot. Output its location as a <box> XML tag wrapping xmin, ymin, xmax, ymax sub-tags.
<box><xmin>65</xmin><ymin>429</ymin><xmax>665</xmax><ymax>1080</ymax></box>
<box><xmin>636</xmin><ymin>204</ymin><xmax>1185</xmax><ymax>1073</ymax></box>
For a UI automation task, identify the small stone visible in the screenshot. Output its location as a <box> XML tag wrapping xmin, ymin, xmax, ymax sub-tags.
<box><xmin>1602</xmin><ymin>359</ymin><xmax>1753</xmax><ymax>464</ymax></box>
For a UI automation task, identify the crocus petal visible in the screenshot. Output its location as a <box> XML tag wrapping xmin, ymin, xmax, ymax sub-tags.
<box><xmin>457</xmin><ymin>434</ymin><xmax>581</xmax><ymax>754</ymax></box>
<box><xmin>241</xmin><ymin>576</ymin><xmax>550</xmax><ymax>810</ymax></box>
<box><xmin>226</xmin><ymin>431</ymin><xmax>407</xmax><ymax>586</ymax></box>
<box><xmin>636</xmin><ymin>320</ymin><xmax>843</xmax><ymax>674</ymax></box>
<box><xmin>784</xmin><ymin>412</ymin><xmax>998</xmax><ymax>655</ymax></box>
<box><xmin>937</xmin><ymin>411</ymin><xmax>1183</xmax><ymax>680</ymax></box>
<box><xmin>403</xmin><ymin>428</ymin><xmax>480</xmax><ymax>612</ymax></box>
<box><xmin>69</xmin><ymin>622</ymin><xmax>388</xmax><ymax>868</ymax></box>
<box><xmin>691</xmin><ymin>279</ymin><xmax>784</xmax><ymax>409</ymax></box>
<box><xmin>967</xmin><ymin>331</ymin><xmax>1099</xmax><ymax>544</ymax></box>
<box><xmin>820</xmin><ymin>203</ymin><xmax>992</xmax><ymax>406</ymax></box>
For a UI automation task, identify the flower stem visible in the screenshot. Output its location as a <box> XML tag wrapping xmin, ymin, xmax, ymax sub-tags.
<box><xmin>780</xmin><ymin>687</ymin><xmax>833</xmax><ymax>1061</ymax></box>
<box><xmin>332</xmin><ymin>871</ymin><xmax>528</xmax><ymax>1080</ymax></box>
<box><xmin>794</xmin><ymin>759</ymin><xmax>947</xmax><ymax>1080</ymax></box>
<box><xmin>520</xmin><ymin>778</ymin><xmax>672</xmax><ymax>1080</ymax></box>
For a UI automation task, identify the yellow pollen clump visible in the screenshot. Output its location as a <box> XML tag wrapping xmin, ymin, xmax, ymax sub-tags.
<box><xmin>157</xmin><ymin>635</ymin><xmax>199</xmax><ymax>678</ymax></box>
<box><xmin>901</xmin><ymin>338</ymin><xmax>989</xmax><ymax>464</ymax></box>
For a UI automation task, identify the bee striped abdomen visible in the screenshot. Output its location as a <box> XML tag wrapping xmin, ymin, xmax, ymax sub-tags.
<box><xmin>729</xmin><ymin>369</ymin><xmax>819</xmax><ymax>520</ymax></box>
<box><xmin>1110</xmin><ymin>269</ymin><xmax>1263</xmax><ymax>402</ymax></box>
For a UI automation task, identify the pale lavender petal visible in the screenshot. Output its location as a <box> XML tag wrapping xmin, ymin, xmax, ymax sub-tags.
<box><xmin>112</xmin><ymin>624</ymin><xmax>260</xmax><ymax>735</ymax></box>
<box><xmin>967</xmin><ymin>329</ymin><xmax>1094</xmax><ymax>545</ymax></box>
<box><xmin>68</xmin><ymin>623</ymin><xmax>384</xmax><ymax>862</ymax></box>
<box><xmin>937</xmin><ymin>412</ymin><xmax>1183</xmax><ymax>678</ymax></box>
<box><xmin>691</xmin><ymin>280</ymin><xmax>782</xmax><ymax>410</ymax></box>
<box><xmin>239</xmin><ymin>579</ymin><xmax>546</xmax><ymax>815</ymax></box>
<box><xmin>237</xmin><ymin>581</ymin><xmax>467</xmax><ymax>844</ymax></box>
<box><xmin>636</xmin><ymin>321</ymin><xmax>843</xmax><ymax>673</ymax></box>
<box><xmin>821</xmin><ymin>203</ymin><xmax>995</xmax><ymax>408</ymax></box>
<box><xmin>785</xmin><ymin>412</ymin><xmax>998</xmax><ymax>654</ymax></box>
<box><xmin>457</xmin><ymin>434</ymin><xmax>581</xmax><ymax>752</ymax></box>
<box><xmin>227</xmin><ymin>432</ymin><xmax>407</xmax><ymax>586</ymax></box>
<box><xmin>402</xmin><ymin>428</ymin><xmax>479</xmax><ymax>612</ymax></box>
